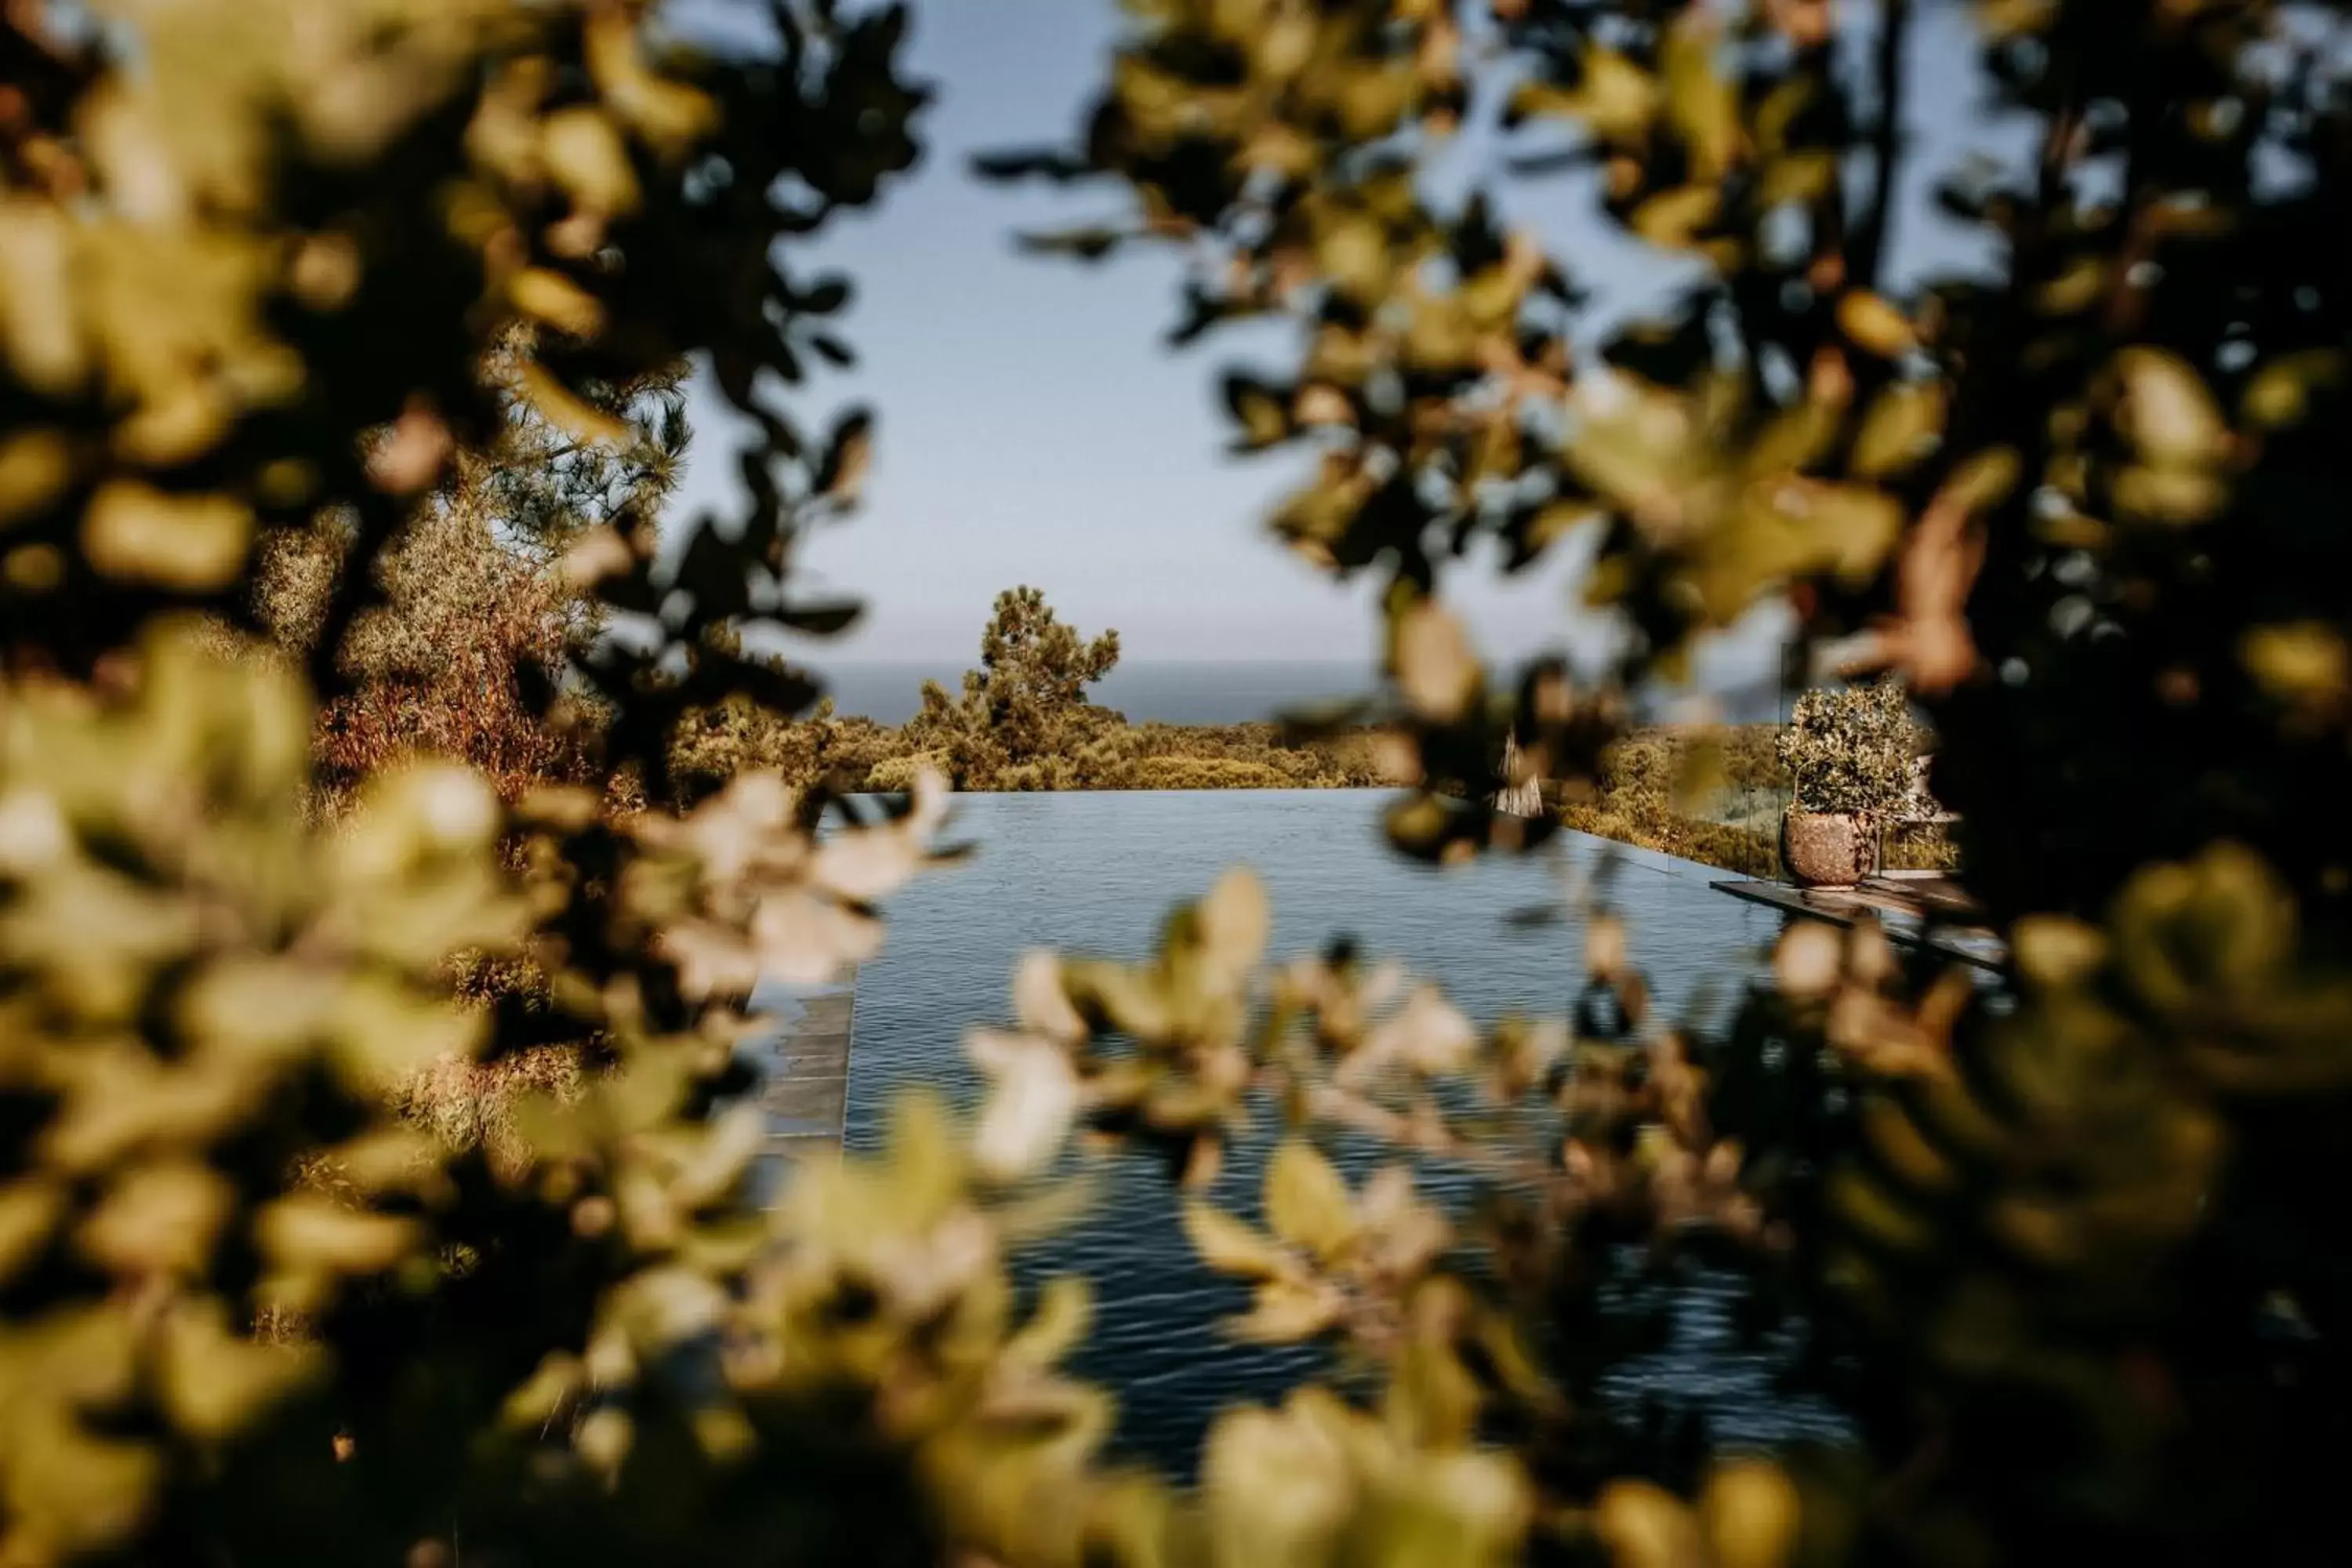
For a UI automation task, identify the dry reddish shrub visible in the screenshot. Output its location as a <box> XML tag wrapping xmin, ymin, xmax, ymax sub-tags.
<box><xmin>255</xmin><ymin>495</ymin><xmax>599</xmax><ymax>810</ymax></box>
<box><xmin>399</xmin><ymin>1047</ymin><xmax>586</xmax><ymax>1179</ymax></box>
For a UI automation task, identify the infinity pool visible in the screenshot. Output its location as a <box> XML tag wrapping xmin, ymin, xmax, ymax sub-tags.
<box><xmin>799</xmin><ymin>790</ymin><xmax>1846</xmax><ymax>1475</ymax></box>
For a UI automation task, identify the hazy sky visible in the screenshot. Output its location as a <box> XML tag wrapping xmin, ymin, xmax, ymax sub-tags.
<box><xmin>665</xmin><ymin>0</ymin><xmax>2008</xmax><ymax>673</ymax></box>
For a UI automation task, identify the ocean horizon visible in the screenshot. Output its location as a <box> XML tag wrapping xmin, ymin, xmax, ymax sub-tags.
<box><xmin>817</xmin><ymin>659</ymin><xmax>1791</xmax><ymax>728</ymax></box>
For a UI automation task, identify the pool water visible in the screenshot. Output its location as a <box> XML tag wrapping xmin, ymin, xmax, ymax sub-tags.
<box><xmin>772</xmin><ymin>789</ymin><xmax>1849</xmax><ymax>1475</ymax></box>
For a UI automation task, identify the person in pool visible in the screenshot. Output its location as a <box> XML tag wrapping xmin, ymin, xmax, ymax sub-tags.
<box><xmin>1548</xmin><ymin>914</ymin><xmax>1656</xmax><ymax>1192</ymax></box>
<box><xmin>1548</xmin><ymin>916</ymin><xmax>1650</xmax><ymax>1075</ymax></box>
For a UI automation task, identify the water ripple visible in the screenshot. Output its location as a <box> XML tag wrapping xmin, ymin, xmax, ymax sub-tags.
<box><xmin>804</xmin><ymin>789</ymin><xmax>1838</xmax><ymax>1478</ymax></box>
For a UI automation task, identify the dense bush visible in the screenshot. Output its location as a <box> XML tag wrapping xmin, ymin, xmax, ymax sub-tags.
<box><xmin>1777</xmin><ymin>682</ymin><xmax>1925</xmax><ymax>818</ymax></box>
<box><xmin>1557</xmin><ymin>726</ymin><xmax>1787</xmax><ymax>877</ymax></box>
<box><xmin>1085</xmin><ymin>725</ymin><xmax>1388</xmax><ymax>791</ymax></box>
<box><xmin>1099</xmin><ymin>755</ymin><xmax>1304</xmax><ymax>792</ymax></box>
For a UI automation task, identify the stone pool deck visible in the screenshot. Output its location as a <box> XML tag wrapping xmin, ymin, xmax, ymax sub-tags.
<box><xmin>750</xmin><ymin>975</ymin><xmax>856</xmax><ymax>1196</ymax></box>
<box><xmin>1712</xmin><ymin>873</ymin><xmax>2006</xmax><ymax>971</ymax></box>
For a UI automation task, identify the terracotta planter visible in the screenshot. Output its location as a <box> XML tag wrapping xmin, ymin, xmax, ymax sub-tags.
<box><xmin>1783</xmin><ymin>808</ymin><xmax>1876</xmax><ymax>887</ymax></box>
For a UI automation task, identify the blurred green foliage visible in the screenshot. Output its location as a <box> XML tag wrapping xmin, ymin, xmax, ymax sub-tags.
<box><xmin>6</xmin><ymin>1</ymin><xmax>2352</xmax><ymax>1566</ymax></box>
<box><xmin>0</xmin><ymin>3</ymin><xmax>1004</xmax><ymax>1563</ymax></box>
<box><xmin>984</xmin><ymin>0</ymin><xmax>2352</xmax><ymax>1561</ymax></box>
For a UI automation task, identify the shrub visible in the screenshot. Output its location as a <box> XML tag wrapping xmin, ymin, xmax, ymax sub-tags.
<box><xmin>1115</xmin><ymin>756</ymin><xmax>1298</xmax><ymax>791</ymax></box>
<box><xmin>1881</xmin><ymin>818</ymin><xmax>1962</xmax><ymax>874</ymax></box>
<box><xmin>867</xmin><ymin>748</ymin><xmax>949</xmax><ymax>794</ymax></box>
<box><xmin>1555</xmin><ymin>726</ymin><xmax>1788</xmax><ymax>877</ymax></box>
<box><xmin>1776</xmin><ymin>682</ymin><xmax>1924</xmax><ymax>818</ymax></box>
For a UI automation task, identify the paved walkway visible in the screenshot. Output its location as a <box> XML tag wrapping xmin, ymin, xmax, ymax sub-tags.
<box><xmin>1712</xmin><ymin>873</ymin><xmax>2006</xmax><ymax>971</ymax></box>
<box><xmin>749</xmin><ymin>976</ymin><xmax>855</xmax><ymax>1200</ymax></box>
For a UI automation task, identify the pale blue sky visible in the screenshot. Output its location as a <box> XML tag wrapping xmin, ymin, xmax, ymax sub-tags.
<box><xmin>665</xmin><ymin>0</ymin><xmax>2009</xmax><ymax>676</ymax></box>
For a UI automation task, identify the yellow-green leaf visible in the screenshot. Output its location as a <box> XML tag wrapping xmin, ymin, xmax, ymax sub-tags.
<box><xmin>1228</xmin><ymin>1276</ymin><xmax>1347</xmax><ymax>1344</ymax></box>
<box><xmin>1264</xmin><ymin>1138</ymin><xmax>1356</xmax><ymax>1260</ymax></box>
<box><xmin>2242</xmin><ymin>621</ymin><xmax>2349</xmax><ymax>708</ymax></box>
<box><xmin>0</xmin><ymin>1179</ymin><xmax>63</xmax><ymax>1283</ymax></box>
<box><xmin>256</xmin><ymin>1194</ymin><xmax>418</xmax><ymax>1276</ymax></box>
<box><xmin>1573</xmin><ymin>48</ymin><xmax>1661</xmax><ymax>142</ymax></box>
<box><xmin>1700</xmin><ymin>1460</ymin><xmax>1803</xmax><ymax>1568</ymax></box>
<box><xmin>1631</xmin><ymin>184</ymin><xmax>1719</xmax><ymax>249</ymax></box>
<box><xmin>1394</xmin><ymin>599</ymin><xmax>1478</xmax><ymax>724</ymax></box>
<box><xmin>1836</xmin><ymin>291</ymin><xmax>1916</xmax><ymax>358</ymax></box>
<box><xmin>1181</xmin><ymin>1200</ymin><xmax>1294</xmax><ymax>1279</ymax></box>
<box><xmin>1595</xmin><ymin>1480</ymin><xmax>1704</xmax><ymax>1568</ymax></box>
<box><xmin>82</xmin><ymin>480</ymin><xmax>251</xmax><ymax>590</ymax></box>
<box><xmin>1851</xmin><ymin>381</ymin><xmax>1946</xmax><ymax>477</ymax></box>
<box><xmin>157</xmin><ymin>1302</ymin><xmax>319</xmax><ymax>1442</ymax></box>
<box><xmin>1005</xmin><ymin>1275</ymin><xmax>1093</xmax><ymax>1367</ymax></box>
<box><xmin>540</xmin><ymin>106</ymin><xmax>641</xmax><ymax>216</ymax></box>
<box><xmin>510</xmin><ymin>267</ymin><xmax>606</xmax><ymax>339</ymax></box>
<box><xmin>1662</xmin><ymin>16</ymin><xmax>1740</xmax><ymax>178</ymax></box>
<box><xmin>0</xmin><ymin>429</ymin><xmax>70</xmax><ymax>526</ymax></box>
<box><xmin>1198</xmin><ymin>866</ymin><xmax>1271</xmax><ymax>984</ymax></box>
<box><xmin>2242</xmin><ymin>350</ymin><xmax>2347</xmax><ymax>430</ymax></box>
<box><xmin>2116</xmin><ymin>347</ymin><xmax>2225</xmax><ymax>467</ymax></box>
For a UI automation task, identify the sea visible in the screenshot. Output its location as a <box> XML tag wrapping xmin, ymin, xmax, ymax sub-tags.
<box><xmin>818</xmin><ymin>660</ymin><xmax>1792</xmax><ymax>728</ymax></box>
<box><xmin>759</xmin><ymin>790</ymin><xmax>1849</xmax><ymax>1480</ymax></box>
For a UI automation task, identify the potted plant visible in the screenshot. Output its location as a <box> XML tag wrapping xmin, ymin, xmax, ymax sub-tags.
<box><xmin>1775</xmin><ymin>681</ymin><xmax>1922</xmax><ymax>887</ymax></box>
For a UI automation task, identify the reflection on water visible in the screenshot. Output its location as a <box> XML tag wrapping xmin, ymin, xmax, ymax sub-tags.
<box><xmin>809</xmin><ymin>789</ymin><xmax>1849</xmax><ymax>1476</ymax></box>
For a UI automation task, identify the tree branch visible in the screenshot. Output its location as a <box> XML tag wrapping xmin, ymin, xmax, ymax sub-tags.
<box><xmin>1851</xmin><ymin>0</ymin><xmax>1912</xmax><ymax>292</ymax></box>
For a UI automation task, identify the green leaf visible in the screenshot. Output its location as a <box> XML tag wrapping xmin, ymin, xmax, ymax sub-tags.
<box><xmin>1228</xmin><ymin>1277</ymin><xmax>1346</xmax><ymax>1344</ymax></box>
<box><xmin>2116</xmin><ymin>347</ymin><xmax>2225</xmax><ymax>466</ymax></box>
<box><xmin>1005</xmin><ymin>1276</ymin><xmax>1093</xmax><ymax>1366</ymax></box>
<box><xmin>813</xmin><ymin>407</ymin><xmax>875</xmax><ymax>502</ymax></box>
<box><xmin>1851</xmin><ymin>381</ymin><xmax>1947</xmax><ymax>477</ymax></box>
<box><xmin>797</xmin><ymin>274</ymin><xmax>853</xmax><ymax>314</ymax></box>
<box><xmin>1182</xmin><ymin>1200</ymin><xmax>1294</xmax><ymax>1280</ymax></box>
<box><xmin>1662</xmin><ymin>15</ymin><xmax>1739</xmax><ymax>177</ymax></box>
<box><xmin>1016</xmin><ymin>226</ymin><xmax>1126</xmax><ymax>262</ymax></box>
<box><xmin>2242</xmin><ymin>350</ymin><xmax>2347</xmax><ymax>429</ymax></box>
<box><xmin>1197</xmin><ymin>867</ymin><xmax>1270</xmax><ymax>983</ymax></box>
<box><xmin>778</xmin><ymin>597</ymin><xmax>865</xmax><ymax>636</ymax></box>
<box><xmin>1264</xmin><ymin>1138</ymin><xmax>1356</xmax><ymax>1261</ymax></box>
<box><xmin>1221</xmin><ymin>372</ymin><xmax>1294</xmax><ymax>451</ymax></box>
<box><xmin>1394</xmin><ymin>599</ymin><xmax>1479</xmax><ymax>724</ymax></box>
